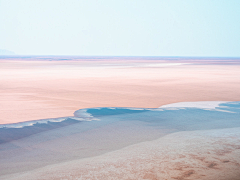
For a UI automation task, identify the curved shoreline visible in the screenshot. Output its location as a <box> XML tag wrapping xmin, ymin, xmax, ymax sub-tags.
<box><xmin>0</xmin><ymin>101</ymin><xmax>239</xmax><ymax>179</ymax></box>
<box><xmin>1</xmin><ymin>101</ymin><xmax>239</xmax><ymax>144</ymax></box>
<box><xmin>0</xmin><ymin>101</ymin><xmax>233</xmax><ymax>128</ymax></box>
<box><xmin>1</xmin><ymin>58</ymin><xmax>240</xmax><ymax>125</ymax></box>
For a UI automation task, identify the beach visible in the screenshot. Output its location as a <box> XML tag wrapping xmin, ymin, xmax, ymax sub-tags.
<box><xmin>0</xmin><ymin>57</ymin><xmax>240</xmax><ymax>180</ymax></box>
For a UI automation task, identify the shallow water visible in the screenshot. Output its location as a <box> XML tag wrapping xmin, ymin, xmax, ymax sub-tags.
<box><xmin>0</xmin><ymin>101</ymin><xmax>239</xmax><ymax>144</ymax></box>
<box><xmin>0</xmin><ymin>101</ymin><xmax>239</xmax><ymax>176</ymax></box>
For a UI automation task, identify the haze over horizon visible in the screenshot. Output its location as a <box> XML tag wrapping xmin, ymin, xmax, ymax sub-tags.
<box><xmin>1</xmin><ymin>2</ymin><xmax>240</xmax><ymax>179</ymax></box>
<box><xmin>0</xmin><ymin>0</ymin><xmax>240</xmax><ymax>57</ymax></box>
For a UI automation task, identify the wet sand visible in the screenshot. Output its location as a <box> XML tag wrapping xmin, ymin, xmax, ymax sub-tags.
<box><xmin>1</xmin><ymin>57</ymin><xmax>240</xmax><ymax>124</ymax></box>
<box><xmin>2</xmin><ymin>127</ymin><xmax>240</xmax><ymax>180</ymax></box>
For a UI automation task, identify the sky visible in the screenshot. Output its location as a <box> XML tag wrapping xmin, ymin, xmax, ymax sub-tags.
<box><xmin>0</xmin><ymin>0</ymin><xmax>240</xmax><ymax>57</ymax></box>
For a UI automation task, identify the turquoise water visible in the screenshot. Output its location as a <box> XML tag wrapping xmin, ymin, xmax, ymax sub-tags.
<box><xmin>83</xmin><ymin>101</ymin><xmax>240</xmax><ymax>131</ymax></box>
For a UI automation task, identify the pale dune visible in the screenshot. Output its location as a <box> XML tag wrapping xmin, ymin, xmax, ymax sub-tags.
<box><xmin>1</xmin><ymin>58</ymin><xmax>240</xmax><ymax>124</ymax></box>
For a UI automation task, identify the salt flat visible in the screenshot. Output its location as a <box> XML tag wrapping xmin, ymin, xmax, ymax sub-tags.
<box><xmin>1</xmin><ymin>57</ymin><xmax>240</xmax><ymax>124</ymax></box>
<box><xmin>0</xmin><ymin>57</ymin><xmax>240</xmax><ymax>180</ymax></box>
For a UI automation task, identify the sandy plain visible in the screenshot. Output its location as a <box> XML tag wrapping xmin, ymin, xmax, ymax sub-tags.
<box><xmin>0</xmin><ymin>56</ymin><xmax>240</xmax><ymax>180</ymax></box>
<box><xmin>0</xmin><ymin>57</ymin><xmax>240</xmax><ymax>124</ymax></box>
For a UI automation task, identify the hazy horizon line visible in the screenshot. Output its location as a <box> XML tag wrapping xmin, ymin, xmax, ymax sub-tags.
<box><xmin>1</xmin><ymin>55</ymin><xmax>240</xmax><ymax>59</ymax></box>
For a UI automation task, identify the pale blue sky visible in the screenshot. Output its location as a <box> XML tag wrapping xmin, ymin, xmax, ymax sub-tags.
<box><xmin>0</xmin><ymin>0</ymin><xmax>240</xmax><ymax>56</ymax></box>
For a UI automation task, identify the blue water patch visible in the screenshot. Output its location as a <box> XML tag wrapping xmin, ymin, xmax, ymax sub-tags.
<box><xmin>217</xmin><ymin>102</ymin><xmax>240</xmax><ymax>112</ymax></box>
<box><xmin>0</xmin><ymin>101</ymin><xmax>239</xmax><ymax>144</ymax></box>
<box><xmin>86</xmin><ymin>107</ymin><xmax>148</xmax><ymax>117</ymax></box>
<box><xmin>83</xmin><ymin>101</ymin><xmax>240</xmax><ymax>132</ymax></box>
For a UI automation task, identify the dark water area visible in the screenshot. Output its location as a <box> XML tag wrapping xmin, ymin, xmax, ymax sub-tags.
<box><xmin>86</xmin><ymin>107</ymin><xmax>148</xmax><ymax>117</ymax></box>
